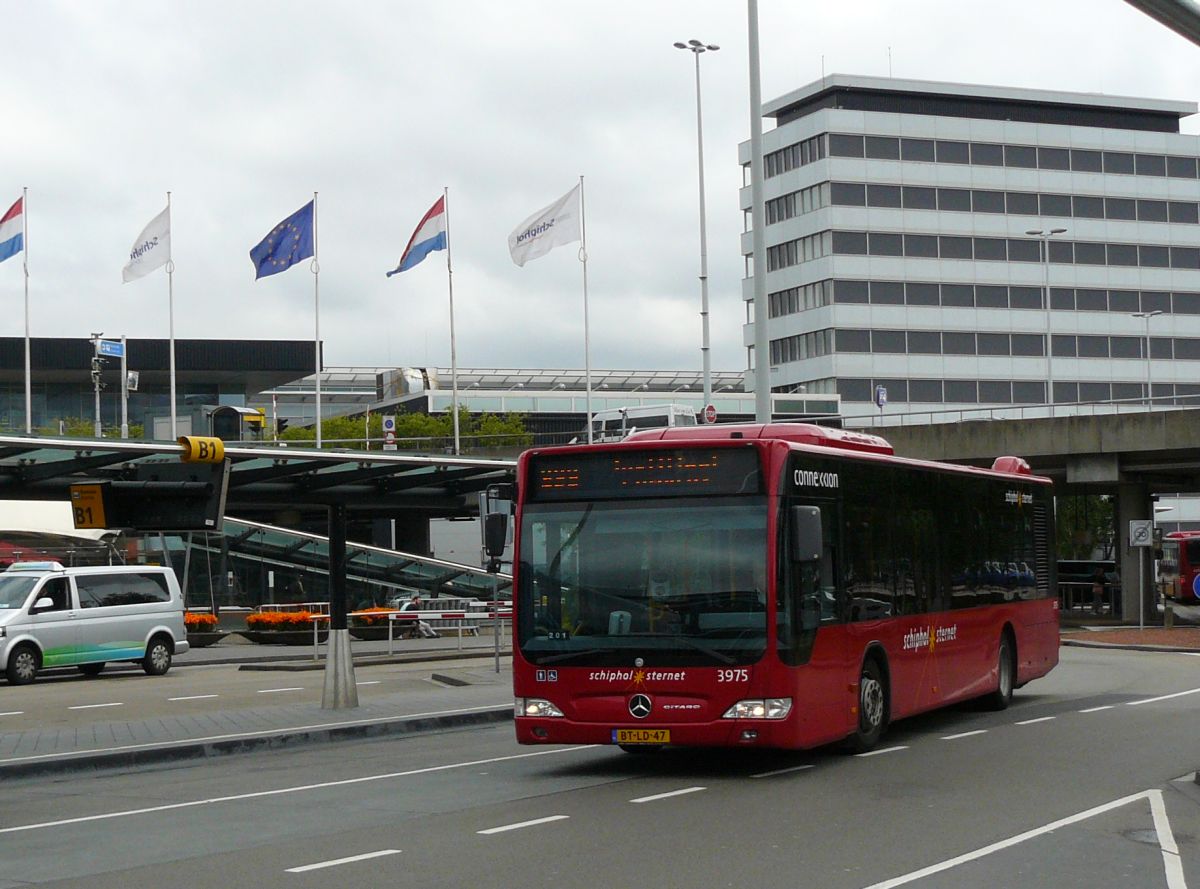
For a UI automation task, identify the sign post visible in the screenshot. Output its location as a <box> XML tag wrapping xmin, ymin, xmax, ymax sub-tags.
<box><xmin>1130</xmin><ymin>519</ymin><xmax>1153</xmax><ymax>630</ymax></box>
<box><xmin>382</xmin><ymin>415</ymin><xmax>397</xmax><ymax>452</ymax></box>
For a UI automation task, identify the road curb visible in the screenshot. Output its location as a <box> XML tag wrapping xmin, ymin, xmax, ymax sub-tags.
<box><xmin>236</xmin><ymin>651</ymin><xmax>513</xmax><ymax>672</ymax></box>
<box><xmin>1061</xmin><ymin>639</ymin><xmax>1200</xmax><ymax>654</ymax></box>
<box><xmin>0</xmin><ymin>705</ymin><xmax>514</xmax><ymax>780</ymax></box>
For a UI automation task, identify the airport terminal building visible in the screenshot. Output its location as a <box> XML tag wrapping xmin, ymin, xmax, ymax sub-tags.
<box><xmin>741</xmin><ymin>75</ymin><xmax>1200</xmax><ymax>417</ymax></box>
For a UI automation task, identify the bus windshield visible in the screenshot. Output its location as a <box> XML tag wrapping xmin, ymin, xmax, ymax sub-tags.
<box><xmin>517</xmin><ymin>497</ymin><xmax>767</xmax><ymax>667</ymax></box>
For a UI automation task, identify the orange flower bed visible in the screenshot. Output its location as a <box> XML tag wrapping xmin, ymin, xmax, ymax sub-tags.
<box><xmin>352</xmin><ymin>606</ymin><xmax>394</xmax><ymax>627</ymax></box>
<box><xmin>246</xmin><ymin>610</ymin><xmax>322</xmax><ymax>630</ymax></box>
<box><xmin>184</xmin><ymin>612</ymin><xmax>219</xmax><ymax>630</ymax></box>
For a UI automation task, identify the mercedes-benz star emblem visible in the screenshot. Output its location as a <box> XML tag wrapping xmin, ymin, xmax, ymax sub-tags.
<box><xmin>628</xmin><ymin>694</ymin><xmax>652</xmax><ymax>719</ymax></box>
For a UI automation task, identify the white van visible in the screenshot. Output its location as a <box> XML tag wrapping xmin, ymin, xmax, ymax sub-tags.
<box><xmin>0</xmin><ymin>562</ymin><xmax>189</xmax><ymax>685</ymax></box>
<box><xmin>590</xmin><ymin>403</ymin><xmax>698</xmax><ymax>443</ymax></box>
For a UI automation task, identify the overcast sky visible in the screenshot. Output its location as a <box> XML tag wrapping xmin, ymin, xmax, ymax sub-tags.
<box><xmin>5</xmin><ymin>1</ymin><xmax>1200</xmax><ymax>378</ymax></box>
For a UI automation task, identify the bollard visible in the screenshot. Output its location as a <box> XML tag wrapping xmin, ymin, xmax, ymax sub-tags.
<box><xmin>1165</xmin><ymin>597</ymin><xmax>1175</xmax><ymax>629</ymax></box>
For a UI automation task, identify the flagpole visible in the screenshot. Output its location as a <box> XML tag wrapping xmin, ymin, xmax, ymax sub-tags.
<box><xmin>167</xmin><ymin>191</ymin><xmax>177</xmax><ymax>440</ymax></box>
<box><xmin>312</xmin><ymin>191</ymin><xmax>322</xmax><ymax>448</ymax></box>
<box><xmin>22</xmin><ymin>187</ymin><xmax>30</xmax><ymax>434</ymax></box>
<box><xmin>444</xmin><ymin>187</ymin><xmax>460</xmax><ymax>455</ymax></box>
<box><xmin>579</xmin><ymin>175</ymin><xmax>593</xmax><ymax>444</ymax></box>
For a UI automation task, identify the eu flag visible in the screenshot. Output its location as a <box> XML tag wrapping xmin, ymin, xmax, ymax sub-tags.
<box><xmin>250</xmin><ymin>201</ymin><xmax>314</xmax><ymax>279</ymax></box>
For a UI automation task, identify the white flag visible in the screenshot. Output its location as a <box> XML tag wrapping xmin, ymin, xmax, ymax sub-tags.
<box><xmin>122</xmin><ymin>205</ymin><xmax>171</xmax><ymax>283</ymax></box>
<box><xmin>508</xmin><ymin>184</ymin><xmax>581</xmax><ymax>267</ymax></box>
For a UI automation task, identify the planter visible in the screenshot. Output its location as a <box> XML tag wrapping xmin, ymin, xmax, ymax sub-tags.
<box><xmin>186</xmin><ymin>631</ymin><xmax>229</xmax><ymax>648</ymax></box>
<box><xmin>241</xmin><ymin>630</ymin><xmax>329</xmax><ymax>646</ymax></box>
<box><xmin>349</xmin><ymin>625</ymin><xmax>394</xmax><ymax>641</ymax></box>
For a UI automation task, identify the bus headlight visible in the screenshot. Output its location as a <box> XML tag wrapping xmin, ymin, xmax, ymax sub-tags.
<box><xmin>721</xmin><ymin>698</ymin><xmax>792</xmax><ymax>720</ymax></box>
<box><xmin>516</xmin><ymin>697</ymin><xmax>564</xmax><ymax>718</ymax></box>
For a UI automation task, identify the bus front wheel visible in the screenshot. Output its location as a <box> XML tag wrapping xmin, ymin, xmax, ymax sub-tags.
<box><xmin>848</xmin><ymin>658</ymin><xmax>887</xmax><ymax>753</ymax></box>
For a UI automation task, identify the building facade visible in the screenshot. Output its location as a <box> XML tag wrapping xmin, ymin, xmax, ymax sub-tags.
<box><xmin>740</xmin><ymin>75</ymin><xmax>1200</xmax><ymax>421</ymax></box>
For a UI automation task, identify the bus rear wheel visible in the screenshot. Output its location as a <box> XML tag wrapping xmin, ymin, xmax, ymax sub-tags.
<box><xmin>985</xmin><ymin>633</ymin><xmax>1015</xmax><ymax>711</ymax></box>
<box><xmin>847</xmin><ymin>658</ymin><xmax>887</xmax><ymax>753</ymax></box>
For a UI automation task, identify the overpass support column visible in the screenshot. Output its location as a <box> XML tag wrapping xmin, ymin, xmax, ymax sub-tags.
<box><xmin>1116</xmin><ymin>482</ymin><xmax>1153</xmax><ymax>624</ymax></box>
<box><xmin>322</xmin><ymin>502</ymin><xmax>359</xmax><ymax>709</ymax></box>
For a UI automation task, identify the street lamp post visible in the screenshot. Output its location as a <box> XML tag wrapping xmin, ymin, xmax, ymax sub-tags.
<box><xmin>674</xmin><ymin>38</ymin><xmax>719</xmax><ymax>413</ymax></box>
<box><xmin>1026</xmin><ymin>228</ymin><xmax>1067</xmax><ymax>415</ymax></box>
<box><xmin>1133</xmin><ymin>309</ymin><xmax>1164</xmax><ymax>410</ymax></box>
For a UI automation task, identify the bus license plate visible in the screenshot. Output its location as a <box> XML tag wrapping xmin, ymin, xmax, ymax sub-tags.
<box><xmin>612</xmin><ymin>728</ymin><xmax>669</xmax><ymax>745</ymax></box>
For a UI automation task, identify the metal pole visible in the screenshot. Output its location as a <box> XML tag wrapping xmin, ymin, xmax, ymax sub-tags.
<box><xmin>91</xmin><ymin>333</ymin><xmax>102</xmax><ymax>438</ymax></box>
<box><xmin>445</xmin><ymin>186</ymin><xmax>461</xmax><ymax>454</ymax></box>
<box><xmin>120</xmin><ymin>334</ymin><xmax>128</xmax><ymax>439</ymax></box>
<box><xmin>690</xmin><ymin>49</ymin><xmax>714</xmax><ymax>410</ymax></box>
<box><xmin>1043</xmin><ymin>237</ymin><xmax>1053</xmax><ymax>416</ymax></box>
<box><xmin>1139</xmin><ymin>545</ymin><xmax>1145</xmax><ymax>631</ymax></box>
<box><xmin>22</xmin><ymin>187</ymin><xmax>30</xmax><ymax>434</ymax></box>
<box><xmin>580</xmin><ymin>175</ymin><xmax>593</xmax><ymax>443</ymax></box>
<box><xmin>167</xmin><ymin>191</ymin><xmax>177</xmax><ymax>440</ymax></box>
<box><xmin>312</xmin><ymin>192</ymin><xmax>322</xmax><ymax>448</ymax></box>
<box><xmin>747</xmin><ymin>0</ymin><xmax>771</xmax><ymax>423</ymax></box>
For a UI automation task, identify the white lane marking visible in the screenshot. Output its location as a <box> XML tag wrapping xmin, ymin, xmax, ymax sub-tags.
<box><xmin>861</xmin><ymin>790</ymin><xmax>1157</xmax><ymax>889</ymax></box>
<box><xmin>1149</xmin><ymin>789</ymin><xmax>1188</xmax><ymax>889</ymax></box>
<box><xmin>477</xmin><ymin>815</ymin><xmax>569</xmax><ymax>835</ymax></box>
<box><xmin>630</xmin><ymin>786</ymin><xmax>706</xmax><ymax>803</ymax></box>
<box><xmin>0</xmin><ymin>745</ymin><xmax>596</xmax><ymax>835</ymax></box>
<box><xmin>751</xmin><ymin>764</ymin><xmax>814</xmax><ymax>778</ymax></box>
<box><xmin>855</xmin><ymin>745</ymin><xmax>908</xmax><ymax>758</ymax></box>
<box><xmin>356</xmin><ymin>681</ymin><xmax>381</xmax><ymax>686</ymax></box>
<box><xmin>1079</xmin><ymin>705</ymin><xmax>1114</xmax><ymax>713</ymax></box>
<box><xmin>0</xmin><ymin>702</ymin><xmax>511</xmax><ymax>768</ymax></box>
<box><xmin>169</xmin><ymin>694</ymin><xmax>219</xmax><ymax>702</ymax></box>
<box><xmin>1015</xmin><ymin>716</ymin><xmax>1056</xmax><ymax>725</ymax></box>
<box><xmin>257</xmin><ymin>687</ymin><xmax>305</xmax><ymax>694</ymax></box>
<box><xmin>0</xmin><ymin>710</ymin><xmax>23</xmax><ymax>717</ymax></box>
<box><xmin>1127</xmin><ymin>687</ymin><xmax>1200</xmax><ymax>706</ymax></box>
<box><xmin>286</xmin><ymin>849</ymin><xmax>401</xmax><ymax>873</ymax></box>
<box><xmin>67</xmin><ymin>703</ymin><xmax>123</xmax><ymax>711</ymax></box>
<box><xmin>941</xmin><ymin>730</ymin><xmax>987</xmax><ymax>741</ymax></box>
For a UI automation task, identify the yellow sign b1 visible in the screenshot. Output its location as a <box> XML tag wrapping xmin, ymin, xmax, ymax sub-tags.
<box><xmin>178</xmin><ymin>436</ymin><xmax>225</xmax><ymax>464</ymax></box>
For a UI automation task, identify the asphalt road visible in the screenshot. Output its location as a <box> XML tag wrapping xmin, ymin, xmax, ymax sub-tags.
<box><xmin>3</xmin><ymin>646</ymin><xmax>1199</xmax><ymax>889</ymax></box>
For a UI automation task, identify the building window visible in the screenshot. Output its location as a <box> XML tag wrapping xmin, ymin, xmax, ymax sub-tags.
<box><xmin>1010</xmin><ymin>286</ymin><xmax>1043</xmax><ymax>310</ymax></box>
<box><xmin>906</xmin><ymin>282</ymin><xmax>940</xmax><ymax>305</ymax></box>
<box><xmin>870</xmin><ymin>281</ymin><xmax>905</xmax><ymax>304</ymax></box>
<box><xmin>945</xmin><ymin>380</ymin><xmax>978</xmax><ymax>403</ymax></box>
<box><xmin>936</xmin><ymin>140</ymin><xmax>970</xmax><ymax>164</ymax></box>
<box><xmin>939</xmin><ymin>236</ymin><xmax>973</xmax><ymax>260</ymax></box>
<box><xmin>866</xmin><ymin>184</ymin><xmax>902</xmax><ymax>208</ymax></box>
<box><xmin>901</xmin><ymin>138</ymin><xmax>935</xmax><ymax>161</ymax></box>
<box><xmin>1135</xmin><ymin>154</ymin><xmax>1167</xmax><ymax>177</ymax></box>
<box><xmin>979</xmin><ymin>380</ymin><xmax>1012</xmax><ymax>403</ymax></box>
<box><xmin>971</xmin><ymin>142</ymin><xmax>1004</xmax><ymax>166</ymax></box>
<box><xmin>907</xmin><ymin>331</ymin><xmax>941</xmax><ymax>354</ymax></box>
<box><xmin>1006</xmin><ymin>191</ymin><xmax>1039</xmax><ymax>215</ymax></box>
<box><xmin>1104</xmin><ymin>151</ymin><xmax>1135</xmax><ymax>174</ymax></box>
<box><xmin>834</xmin><ymin>279</ymin><xmax>869</xmax><ymax>304</ymax></box>
<box><xmin>828</xmin><ymin>134</ymin><xmax>864</xmax><ymax>158</ymax></box>
<box><xmin>1073</xmin><ymin>195</ymin><xmax>1104</xmax><ymax>219</ymax></box>
<box><xmin>902</xmin><ymin>186</ymin><xmax>937</xmax><ymax>210</ymax></box>
<box><xmin>836</xmin><ymin>329</ymin><xmax>871</xmax><ymax>352</ymax></box>
<box><xmin>831</xmin><ymin>182</ymin><xmax>866</xmax><ymax>206</ymax></box>
<box><xmin>976</xmin><ymin>286</ymin><xmax>1008</xmax><ymax>309</ymax></box>
<box><xmin>868</xmin><ymin>233</ymin><xmax>903</xmax><ymax>256</ymax></box>
<box><xmin>1140</xmin><ymin>245</ymin><xmax>1170</xmax><ymax>268</ymax></box>
<box><xmin>943</xmin><ymin>332</ymin><xmax>976</xmax><ymax>355</ymax></box>
<box><xmin>972</xmin><ymin>190</ymin><xmax>1005</xmax><ymax>214</ymax></box>
<box><xmin>977</xmin><ymin>333</ymin><xmax>1010</xmax><ymax>356</ymax></box>
<box><xmin>1078</xmin><ymin>335</ymin><xmax>1110</xmax><ymax>358</ymax></box>
<box><xmin>1039</xmin><ymin>193</ymin><xmax>1072</xmax><ymax>217</ymax></box>
<box><xmin>1168</xmin><ymin>155</ymin><xmax>1197</xmax><ymax>178</ymax></box>
<box><xmin>938</xmin><ymin>188</ymin><xmax>971</xmax><ymax>211</ymax></box>
<box><xmin>1077</xmin><ymin>289</ymin><xmax>1108</xmax><ymax>311</ymax></box>
<box><xmin>865</xmin><ymin>136</ymin><xmax>900</xmax><ymax>159</ymax></box>
<box><xmin>1038</xmin><ymin>147</ymin><xmax>1071</xmax><ymax>170</ymax></box>
<box><xmin>904</xmin><ymin>234</ymin><xmax>939</xmax><ymax>258</ymax></box>
<box><xmin>832</xmin><ymin>231</ymin><xmax>868</xmax><ymax>255</ymax></box>
<box><xmin>941</xmin><ymin>284</ymin><xmax>974</xmax><ymax>307</ymax></box>
<box><xmin>1071</xmin><ymin>149</ymin><xmax>1103</xmax><ymax>172</ymax></box>
<box><xmin>1011</xmin><ymin>334</ymin><xmax>1044</xmax><ymax>356</ymax></box>
<box><xmin>974</xmin><ymin>238</ymin><xmax>1007</xmax><ymax>261</ymax></box>
<box><xmin>1137</xmin><ymin>200</ymin><xmax>1168</xmax><ymax>222</ymax></box>
<box><xmin>1013</xmin><ymin>381</ymin><xmax>1046</xmax><ymax>403</ymax></box>
<box><xmin>872</xmin><ymin>330</ymin><xmax>907</xmax><ymax>353</ymax></box>
<box><xmin>1005</xmin><ymin>144</ymin><xmax>1037</xmax><ymax>168</ymax></box>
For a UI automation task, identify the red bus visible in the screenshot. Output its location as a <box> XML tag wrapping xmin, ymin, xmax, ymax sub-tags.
<box><xmin>511</xmin><ymin>423</ymin><xmax>1059</xmax><ymax>752</ymax></box>
<box><xmin>1160</xmin><ymin>532</ymin><xmax>1200</xmax><ymax>603</ymax></box>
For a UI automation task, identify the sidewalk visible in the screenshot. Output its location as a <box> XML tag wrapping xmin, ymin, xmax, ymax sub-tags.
<box><xmin>1059</xmin><ymin>624</ymin><xmax>1200</xmax><ymax>653</ymax></box>
<box><xmin>0</xmin><ymin>633</ymin><xmax>514</xmax><ymax>780</ymax></box>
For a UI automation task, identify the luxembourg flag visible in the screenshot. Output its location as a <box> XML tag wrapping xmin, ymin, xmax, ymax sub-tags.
<box><xmin>0</xmin><ymin>197</ymin><xmax>23</xmax><ymax>264</ymax></box>
<box><xmin>386</xmin><ymin>196</ymin><xmax>447</xmax><ymax>276</ymax></box>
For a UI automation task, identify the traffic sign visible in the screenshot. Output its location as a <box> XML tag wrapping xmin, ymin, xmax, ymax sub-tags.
<box><xmin>382</xmin><ymin>415</ymin><xmax>396</xmax><ymax>433</ymax></box>
<box><xmin>874</xmin><ymin>386</ymin><xmax>888</xmax><ymax>408</ymax></box>
<box><xmin>1129</xmin><ymin>519</ymin><xmax>1153</xmax><ymax>547</ymax></box>
<box><xmin>97</xmin><ymin>339</ymin><xmax>124</xmax><ymax>358</ymax></box>
<box><xmin>70</xmin><ymin>484</ymin><xmax>107</xmax><ymax>529</ymax></box>
<box><xmin>703</xmin><ymin>403</ymin><xmax>717</xmax><ymax>424</ymax></box>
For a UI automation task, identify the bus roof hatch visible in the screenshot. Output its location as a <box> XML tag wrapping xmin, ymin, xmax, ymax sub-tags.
<box><xmin>625</xmin><ymin>423</ymin><xmax>894</xmax><ymax>455</ymax></box>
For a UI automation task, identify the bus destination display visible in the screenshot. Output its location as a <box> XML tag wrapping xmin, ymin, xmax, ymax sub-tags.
<box><xmin>528</xmin><ymin>448</ymin><xmax>761</xmax><ymax>501</ymax></box>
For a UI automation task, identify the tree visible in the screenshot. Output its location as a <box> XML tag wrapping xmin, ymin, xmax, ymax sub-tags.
<box><xmin>279</xmin><ymin>409</ymin><xmax>530</xmax><ymax>452</ymax></box>
<box><xmin>1055</xmin><ymin>494</ymin><xmax>1115</xmax><ymax>560</ymax></box>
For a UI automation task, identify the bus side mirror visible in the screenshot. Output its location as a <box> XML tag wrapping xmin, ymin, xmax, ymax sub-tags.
<box><xmin>790</xmin><ymin>506</ymin><xmax>822</xmax><ymax>562</ymax></box>
<box><xmin>484</xmin><ymin>513</ymin><xmax>508</xmax><ymax>560</ymax></box>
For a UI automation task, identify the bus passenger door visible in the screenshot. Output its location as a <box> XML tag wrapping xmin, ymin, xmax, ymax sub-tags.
<box><xmin>779</xmin><ymin>500</ymin><xmax>850</xmax><ymax>746</ymax></box>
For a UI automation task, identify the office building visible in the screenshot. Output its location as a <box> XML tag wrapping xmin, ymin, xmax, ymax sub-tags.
<box><xmin>740</xmin><ymin>75</ymin><xmax>1200</xmax><ymax>419</ymax></box>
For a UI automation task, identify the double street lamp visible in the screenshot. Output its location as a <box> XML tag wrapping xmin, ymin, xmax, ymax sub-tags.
<box><xmin>1026</xmin><ymin>228</ymin><xmax>1068</xmax><ymax>413</ymax></box>
<box><xmin>1133</xmin><ymin>309</ymin><xmax>1164</xmax><ymax>410</ymax></box>
<box><xmin>674</xmin><ymin>38</ymin><xmax>719</xmax><ymax>413</ymax></box>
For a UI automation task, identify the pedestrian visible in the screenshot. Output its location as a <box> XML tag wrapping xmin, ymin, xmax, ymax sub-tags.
<box><xmin>400</xmin><ymin>593</ymin><xmax>439</xmax><ymax>638</ymax></box>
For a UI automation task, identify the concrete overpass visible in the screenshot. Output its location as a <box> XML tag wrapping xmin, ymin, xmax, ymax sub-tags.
<box><xmin>875</xmin><ymin>408</ymin><xmax>1200</xmax><ymax>622</ymax></box>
